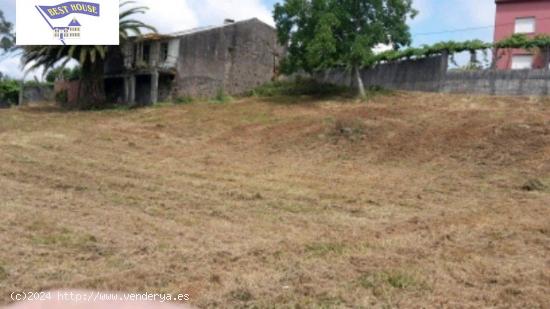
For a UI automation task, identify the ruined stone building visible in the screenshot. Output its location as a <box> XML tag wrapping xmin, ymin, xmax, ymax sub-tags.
<box><xmin>104</xmin><ymin>18</ymin><xmax>282</xmax><ymax>105</ymax></box>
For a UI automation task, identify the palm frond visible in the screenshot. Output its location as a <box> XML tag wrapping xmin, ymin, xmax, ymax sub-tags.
<box><xmin>22</xmin><ymin>0</ymin><xmax>156</xmax><ymax>69</ymax></box>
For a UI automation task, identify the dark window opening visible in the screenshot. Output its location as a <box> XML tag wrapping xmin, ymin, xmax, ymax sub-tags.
<box><xmin>160</xmin><ymin>42</ymin><xmax>169</xmax><ymax>62</ymax></box>
<box><xmin>133</xmin><ymin>44</ymin><xmax>139</xmax><ymax>67</ymax></box>
<box><xmin>143</xmin><ymin>43</ymin><xmax>151</xmax><ymax>64</ymax></box>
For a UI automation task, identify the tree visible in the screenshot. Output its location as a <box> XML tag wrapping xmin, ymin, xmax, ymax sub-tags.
<box><xmin>273</xmin><ymin>0</ymin><xmax>417</xmax><ymax>96</ymax></box>
<box><xmin>45</xmin><ymin>66</ymin><xmax>82</xmax><ymax>83</ymax></box>
<box><xmin>0</xmin><ymin>10</ymin><xmax>15</xmax><ymax>53</ymax></box>
<box><xmin>22</xmin><ymin>1</ymin><xmax>155</xmax><ymax>109</ymax></box>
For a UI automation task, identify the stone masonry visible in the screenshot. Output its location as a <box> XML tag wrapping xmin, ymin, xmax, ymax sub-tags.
<box><xmin>104</xmin><ymin>18</ymin><xmax>283</xmax><ymax>105</ymax></box>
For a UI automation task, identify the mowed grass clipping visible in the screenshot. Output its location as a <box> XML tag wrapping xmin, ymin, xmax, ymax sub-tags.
<box><xmin>0</xmin><ymin>92</ymin><xmax>549</xmax><ymax>308</ymax></box>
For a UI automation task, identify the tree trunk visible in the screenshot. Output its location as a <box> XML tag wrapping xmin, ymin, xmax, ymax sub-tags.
<box><xmin>77</xmin><ymin>59</ymin><xmax>106</xmax><ymax>109</ymax></box>
<box><xmin>354</xmin><ymin>66</ymin><xmax>365</xmax><ymax>97</ymax></box>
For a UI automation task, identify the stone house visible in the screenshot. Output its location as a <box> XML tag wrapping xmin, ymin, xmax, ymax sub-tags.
<box><xmin>103</xmin><ymin>18</ymin><xmax>283</xmax><ymax>105</ymax></box>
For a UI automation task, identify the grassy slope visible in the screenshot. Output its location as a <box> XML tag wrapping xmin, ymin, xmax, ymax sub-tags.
<box><xmin>0</xmin><ymin>92</ymin><xmax>549</xmax><ymax>307</ymax></box>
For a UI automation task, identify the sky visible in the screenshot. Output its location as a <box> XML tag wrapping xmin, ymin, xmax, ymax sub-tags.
<box><xmin>0</xmin><ymin>0</ymin><xmax>497</xmax><ymax>80</ymax></box>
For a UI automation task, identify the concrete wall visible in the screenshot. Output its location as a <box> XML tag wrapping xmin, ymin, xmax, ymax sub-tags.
<box><xmin>315</xmin><ymin>54</ymin><xmax>550</xmax><ymax>96</ymax></box>
<box><xmin>174</xmin><ymin>19</ymin><xmax>282</xmax><ymax>98</ymax></box>
<box><xmin>315</xmin><ymin>55</ymin><xmax>448</xmax><ymax>92</ymax></box>
<box><xmin>22</xmin><ymin>85</ymin><xmax>54</xmax><ymax>103</ymax></box>
<box><xmin>0</xmin><ymin>85</ymin><xmax>53</xmax><ymax>108</ymax></box>
<box><xmin>444</xmin><ymin>69</ymin><xmax>550</xmax><ymax>96</ymax></box>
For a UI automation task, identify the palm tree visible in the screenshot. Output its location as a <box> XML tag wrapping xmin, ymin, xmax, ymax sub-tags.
<box><xmin>22</xmin><ymin>1</ymin><xmax>156</xmax><ymax>109</ymax></box>
<box><xmin>0</xmin><ymin>10</ymin><xmax>15</xmax><ymax>53</ymax></box>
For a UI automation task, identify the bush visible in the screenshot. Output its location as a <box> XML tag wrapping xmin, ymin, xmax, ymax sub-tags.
<box><xmin>251</xmin><ymin>78</ymin><xmax>350</xmax><ymax>98</ymax></box>
<box><xmin>55</xmin><ymin>90</ymin><xmax>68</xmax><ymax>105</ymax></box>
<box><xmin>0</xmin><ymin>79</ymin><xmax>20</xmax><ymax>106</ymax></box>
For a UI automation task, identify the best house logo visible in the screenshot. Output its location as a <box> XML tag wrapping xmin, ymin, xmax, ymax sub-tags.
<box><xmin>16</xmin><ymin>0</ymin><xmax>119</xmax><ymax>45</ymax></box>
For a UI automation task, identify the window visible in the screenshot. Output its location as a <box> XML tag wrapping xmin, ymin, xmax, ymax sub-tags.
<box><xmin>133</xmin><ymin>44</ymin><xmax>139</xmax><ymax>66</ymax></box>
<box><xmin>515</xmin><ymin>17</ymin><xmax>535</xmax><ymax>34</ymax></box>
<box><xmin>160</xmin><ymin>42</ymin><xmax>169</xmax><ymax>62</ymax></box>
<box><xmin>143</xmin><ymin>43</ymin><xmax>151</xmax><ymax>64</ymax></box>
<box><xmin>511</xmin><ymin>55</ymin><xmax>533</xmax><ymax>70</ymax></box>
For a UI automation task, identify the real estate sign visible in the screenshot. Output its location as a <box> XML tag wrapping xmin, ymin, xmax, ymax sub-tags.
<box><xmin>16</xmin><ymin>0</ymin><xmax>119</xmax><ymax>45</ymax></box>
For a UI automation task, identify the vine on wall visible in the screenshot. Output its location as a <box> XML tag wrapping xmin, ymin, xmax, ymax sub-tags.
<box><xmin>365</xmin><ymin>34</ymin><xmax>550</xmax><ymax>68</ymax></box>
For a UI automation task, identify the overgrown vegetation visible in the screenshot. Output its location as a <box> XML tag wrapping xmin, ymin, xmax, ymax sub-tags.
<box><xmin>495</xmin><ymin>33</ymin><xmax>550</xmax><ymax>49</ymax></box>
<box><xmin>361</xmin><ymin>34</ymin><xmax>550</xmax><ymax>68</ymax></box>
<box><xmin>0</xmin><ymin>78</ymin><xmax>20</xmax><ymax>106</ymax></box>
<box><xmin>373</xmin><ymin>39</ymin><xmax>491</xmax><ymax>65</ymax></box>
<box><xmin>251</xmin><ymin>78</ymin><xmax>350</xmax><ymax>98</ymax></box>
<box><xmin>0</xmin><ymin>76</ymin><xmax>54</xmax><ymax>107</ymax></box>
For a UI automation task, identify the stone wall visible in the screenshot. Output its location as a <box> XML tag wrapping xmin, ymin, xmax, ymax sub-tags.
<box><xmin>174</xmin><ymin>19</ymin><xmax>282</xmax><ymax>98</ymax></box>
<box><xmin>54</xmin><ymin>80</ymin><xmax>81</xmax><ymax>107</ymax></box>
<box><xmin>315</xmin><ymin>55</ymin><xmax>550</xmax><ymax>96</ymax></box>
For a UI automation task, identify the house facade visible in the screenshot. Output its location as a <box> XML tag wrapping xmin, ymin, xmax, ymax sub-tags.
<box><xmin>494</xmin><ymin>0</ymin><xmax>550</xmax><ymax>70</ymax></box>
<box><xmin>103</xmin><ymin>18</ymin><xmax>283</xmax><ymax>105</ymax></box>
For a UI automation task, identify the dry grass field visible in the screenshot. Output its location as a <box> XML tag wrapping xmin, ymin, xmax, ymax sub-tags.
<box><xmin>0</xmin><ymin>92</ymin><xmax>549</xmax><ymax>308</ymax></box>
